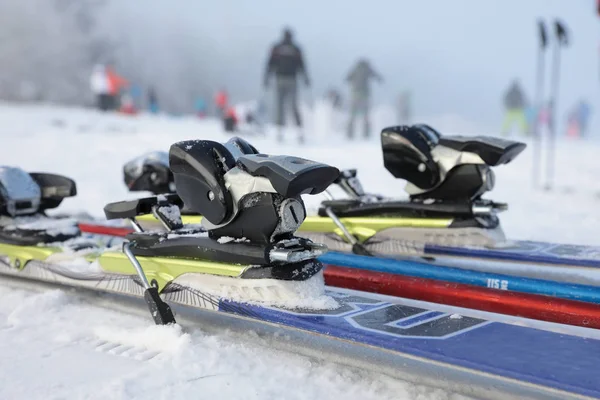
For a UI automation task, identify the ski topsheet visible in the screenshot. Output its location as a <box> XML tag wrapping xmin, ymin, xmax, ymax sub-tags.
<box><xmin>425</xmin><ymin>240</ymin><xmax>600</xmax><ymax>268</ymax></box>
<box><xmin>1</xmin><ymin>257</ymin><xmax>599</xmax><ymax>400</ymax></box>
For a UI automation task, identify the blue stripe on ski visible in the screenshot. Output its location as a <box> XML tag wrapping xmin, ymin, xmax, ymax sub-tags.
<box><xmin>425</xmin><ymin>240</ymin><xmax>600</xmax><ymax>268</ymax></box>
<box><xmin>393</xmin><ymin>311</ymin><xmax>444</xmax><ymax>327</ymax></box>
<box><xmin>319</xmin><ymin>252</ymin><xmax>600</xmax><ymax>304</ymax></box>
<box><xmin>221</xmin><ymin>293</ymin><xmax>600</xmax><ymax>399</ymax></box>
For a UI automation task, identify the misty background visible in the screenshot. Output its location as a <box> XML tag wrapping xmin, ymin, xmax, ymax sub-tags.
<box><xmin>1</xmin><ymin>0</ymin><xmax>598</xmax><ymax>133</ymax></box>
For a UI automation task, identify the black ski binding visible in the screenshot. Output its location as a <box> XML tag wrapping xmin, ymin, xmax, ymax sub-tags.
<box><xmin>105</xmin><ymin>137</ymin><xmax>339</xmax><ymax>325</ymax></box>
<box><xmin>123</xmin><ymin>151</ymin><xmax>174</xmax><ymax>195</ymax></box>
<box><xmin>0</xmin><ymin>166</ymin><xmax>79</xmax><ymax>245</ymax></box>
<box><xmin>380</xmin><ymin>124</ymin><xmax>525</xmax><ymax>204</ymax></box>
<box><xmin>326</xmin><ymin>124</ymin><xmax>525</xmax><ymax>220</ymax></box>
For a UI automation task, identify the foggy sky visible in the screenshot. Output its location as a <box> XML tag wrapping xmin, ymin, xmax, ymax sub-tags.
<box><xmin>81</xmin><ymin>0</ymin><xmax>600</xmax><ymax>132</ymax></box>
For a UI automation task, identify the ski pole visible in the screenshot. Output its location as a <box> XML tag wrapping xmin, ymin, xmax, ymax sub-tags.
<box><xmin>546</xmin><ymin>20</ymin><xmax>569</xmax><ymax>191</ymax></box>
<box><xmin>532</xmin><ymin>20</ymin><xmax>548</xmax><ymax>189</ymax></box>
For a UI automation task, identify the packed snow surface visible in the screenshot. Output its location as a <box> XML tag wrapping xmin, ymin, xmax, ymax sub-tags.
<box><xmin>0</xmin><ymin>285</ymin><xmax>469</xmax><ymax>400</ymax></box>
<box><xmin>0</xmin><ymin>102</ymin><xmax>599</xmax><ymax>399</ymax></box>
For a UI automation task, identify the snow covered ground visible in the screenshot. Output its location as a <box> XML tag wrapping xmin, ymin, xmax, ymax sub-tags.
<box><xmin>0</xmin><ymin>101</ymin><xmax>599</xmax><ymax>399</ymax></box>
<box><xmin>1</xmin><ymin>282</ymin><xmax>469</xmax><ymax>400</ymax></box>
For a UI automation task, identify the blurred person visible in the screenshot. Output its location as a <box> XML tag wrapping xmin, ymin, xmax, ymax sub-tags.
<box><xmin>566</xmin><ymin>100</ymin><xmax>592</xmax><ymax>138</ymax></box>
<box><xmin>129</xmin><ymin>84</ymin><xmax>143</xmax><ymax>109</ymax></box>
<box><xmin>90</xmin><ymin>64</ymin><xmax>111</xmax><ymax>111</ymax></box>
<box><xmin>325</xmin><ymin>88</ymin><xmax>342</xmax><ymax>109</ymax></box>
<box><xmin>119</xmin><ymin>93</ymin><xmax>138</xmax><ymax>115</ymax></box>
<box><xmin>215</xmin><ymin>89</ymin><xmax>228</xmax><ymax>117</ymax></box>
<box><xmin>501</xmin><ymin>80</ymin><xmax>528</xmax><ymax>136</ymax></box>
<box><xmin>148</xmin><ymin>87</ymin><xmax>159</xmax><ymax>114</ymax></box>
<box><xmin>566</xmin><ymin>110</ymin><xmax>579</xmax><ymax>138</ymax></box>
<box><xmin>195</xmin><ymin>97</ymin><xmax>207</xmax><ymax>118</ymax></box>
<box><xmin>575</xmin><ymin>99</ymin><xmax>591</xmax><ymax>138</ymax></box>
<box><xmin>105</xmin><ymin>63</ymin><xmax>128</xmax><ymax>110</ymax></box>
<box><xmin>223</xmin><ymin>106</ymin><xmax>238</xmax><ymax>132</ymax></box>
<box><xmin>346</xmin><ymin>58</ymin><xmax>383</xmax><ymax>139</ymax></box>
<box><xmin>263</xmin><ymin>27</ymin><xmax>310</xmax><ymax>144</ymax></box>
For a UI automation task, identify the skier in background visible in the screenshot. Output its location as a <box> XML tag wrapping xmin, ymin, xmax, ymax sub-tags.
<box><xmin>90</xmin><ymin>64</ymin><xmax>111</xmax><ymax>111</ymax></box>
<box><xmin>501</xmin><ymin>80</ymin><xmax>528</xmax><ymax>136</ymax></box>
<box><xmin>566</xmin><ymin>100</ymin><xmax>592</xmax><ymax>138</ymax></box>
<box><xmin>577</xmin><ymin>100</ymin><xmax>592</xmax><ymax>138</ymax></box>
<box><xmin>105</xmin><ymin>63</ymin><xmax>128</xmax><ymax>111</ymax></box>
<box><xmin>264</xmin><ymin>27</ymin><xmax>311</xmax><ymax>144</ymax></box>
<box><xmin>195</xmin><ymin>97</ymin><xmax>207</xmax><ymax>118</ymax></box>
<box><xmin>148</xmin><ymin>87</ymin><xmax>159</xmax><ymax>114</ymax></box>
<box><xmin>345</xmin><ymin>58</ymin><xmax>383</xmax><ymax>139</ymax></box>
<box><xmin>223</xmin><ymin>106</ymin><xmax>238</xmax><ymax>132</ymax></box>
<box><xmin>214</xmin><ymin>89</ymin><xmax>228</xmax><ymax>117</ymax></box>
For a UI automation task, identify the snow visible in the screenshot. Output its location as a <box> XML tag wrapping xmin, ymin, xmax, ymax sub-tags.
<box><xmin>1</xmin><ymin>215</ymin><xmax>79</xmax><ymax>236</ymax></box>
<box><xmin>207</xmin><ymin>269</ymin><xmax>339</xmax><ymax>310</ymax></box>
<box><xmin>155</xmin><ymin>203</ymin><xmax>182</xmax><ymax>226</ymax></box>
<box><xmin>217</xmin><ymin>236</ymin><xmax>249</xmax><ymax>244</ymax></box>
<box><xmin>92</xmin><ymin>324</ymin><xmax>192</xmax><ymax>355</ymax></box>
<box><xmin>0</xmin><ymin>101</ymin><xmax>599</xmax><ymax>399</ymax></box>
<box><xmin>165</xmin><ymin>229</ymin><xmax>209</xmax><ymax>240</ymax></box>
<box><xmin>0</xmin><ymin>285</ymin><xmax>459</xmax><ymax>400</ymax></box>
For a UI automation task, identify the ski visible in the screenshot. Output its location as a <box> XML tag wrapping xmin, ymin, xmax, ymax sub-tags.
<box><xmin>0</xmin><ymin>144</ymin><xmax>599</xmax><ymax>399</ymax></box>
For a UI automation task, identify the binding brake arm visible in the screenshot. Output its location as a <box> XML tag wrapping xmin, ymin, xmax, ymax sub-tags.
<box><xmin>322</xmin><ymin>190</ymin><xmax>372</xmax><ymax>256</ymax></box>
<box><xmin>122</xmin><ymin>243</ymin><xmax>176</xmax><ymax>325</ymax></box>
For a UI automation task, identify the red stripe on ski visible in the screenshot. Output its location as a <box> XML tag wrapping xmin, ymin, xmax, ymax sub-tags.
<box><xmin>79</xmin><ymin>223</ymin><xmax>133</xmax><ymax>237</ymax></box>
<box><xmin>324</xmin><ymin>264</ymin><xmax>600</xmax><ymax>330</ymax></box>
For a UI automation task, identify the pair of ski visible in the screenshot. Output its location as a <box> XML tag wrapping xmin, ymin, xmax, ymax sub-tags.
<box><xmin>76</xmin><ymin>124</ymin><xmax>600</xmax><ymax>327</ymax></box>
<box><xmin>1</xmin><ymin>131</ymin><xmax>600</xmax><ymax>399</ymax></box>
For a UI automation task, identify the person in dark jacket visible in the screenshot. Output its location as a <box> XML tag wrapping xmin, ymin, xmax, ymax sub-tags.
<box><xmin>264</xmin><ymin>27</ymin><xmax>310</xmax><ymax>143</ymax></box>
<box><xmin>501</xmin><ymin>80</ymin><xmax>528</xmax><ymax>136</ymax></box>
<box><xmin>346</xmin><ymin>58</ymin><xmax>382</xmax><ymax>139</ymax></box>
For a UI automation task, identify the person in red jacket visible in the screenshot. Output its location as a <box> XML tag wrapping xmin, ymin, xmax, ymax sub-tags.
<box><xmin>105</xmin><ymin>64</ymin><xmax>128</xmax><ymax>111</ymax></box>
<box><xmin>223</xmin><ymin>106</ymin><xmax>238</xmax><ymax>132</ymax></box>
